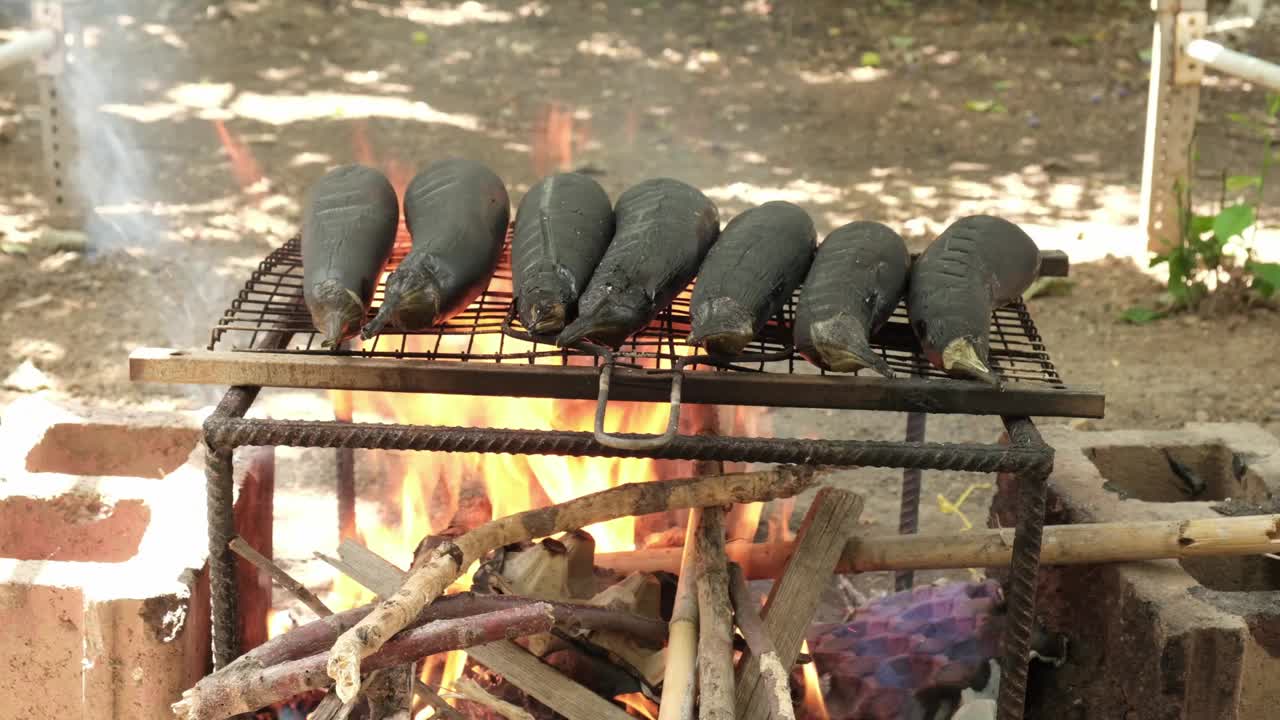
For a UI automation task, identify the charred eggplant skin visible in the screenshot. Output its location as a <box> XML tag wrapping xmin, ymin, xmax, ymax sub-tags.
<box><xmin>301</xmin><ymin>163</ymin><xmax>399</xmax><ymax>348</ymax></box>
<box><xmin>511</xmin><ymin>172</ymin><xmax>615</xmax><ymax>336</ymax></box>
<box><xmin>688</xmin><ymin>200</ymin><xmax>816</xmax><ymax>356</ymax></box>
<box><xmin>793</xmin><ymin>221</ymin><xmax>909</xmax><ymax>376</ymax></box>
<box><xmin>362</xmin><ymin>158</ymin><xmax>509</xmax><ymax>337</ymax></box>
<box><xmin>556</xmin><ymin>177</ymin><xmax>720</xmax><ymax>348</ymax></box>
<box><xmin>907</xmin><ymin>214</ymin><xmax>1040</xmax><ymax>382</ymax></box>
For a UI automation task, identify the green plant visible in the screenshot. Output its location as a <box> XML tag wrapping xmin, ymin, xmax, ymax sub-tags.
<box><xmin>1126</xmin><ymin>93</ymin><xmax>1280</xmax><ymax>323</ymax></box>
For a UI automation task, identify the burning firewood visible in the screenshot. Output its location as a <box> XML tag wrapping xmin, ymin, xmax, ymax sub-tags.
<box><xmin>658</xmin><ymin>507</ymin><xmax>703</xmax><ymax>720</ymax></box>
<box><xmin>325</xmin><ymin>465</ymin><xmax>823</xmax><ymax>703</ymax></box>
<box><xmin>736</xmin><ymin>488</ymin><xmax>865</xmax><ymax>720</ymax></box>
<box><xmin>727</xmin><ymin>563</ymin><xmax>795</xmax><ymax>720</ymax></box>
<box><xmin>693</xmin><ymin>506</ymin><xmax>735</xmax><ymax>720</ymax></box>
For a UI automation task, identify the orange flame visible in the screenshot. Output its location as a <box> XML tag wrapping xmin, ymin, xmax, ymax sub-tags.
<box><xmin>532</xmin><ymin>102</ymin><xmax>586</xmax><ymax>176</ymax></box>
<box><xmin>800</xmin><ymin>639</ymin><xmax>829</xmax><ymax>720</ymax></box>
<box><xmin>212</xmin><ymin>119</ymin><xmax>264</xmax><ymax>193</ymax></box>
<box><xmin>617</xmin><ymin>692</ymin><xmax>659</xmax><ymax>720</ymax></box>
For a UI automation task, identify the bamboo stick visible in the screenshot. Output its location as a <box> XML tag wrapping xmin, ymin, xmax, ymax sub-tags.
<box><xmin>594</xmin><ymin>514</ymin><xmax>1280</xmax><ymax>578</ymax></box>
<box><xmin>659</xmin><ymin>507</ymin><xmax>703</xmax><ymax>720</ymax></box>
<box><xmin>694</xmin><ymin>506</ymin><xmax>734</xmax><ymax>720</ymax></box>
<box><xmin>327</xmin><ymin>465</ymin><xmax>821</xmax><ymax>701</ymax></box>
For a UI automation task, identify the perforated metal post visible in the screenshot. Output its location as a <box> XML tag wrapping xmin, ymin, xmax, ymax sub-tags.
<box><xmin>32</xmin><ymin>1</ymin><xmax>83</xmax><ymax>229</ymax></box>
<box><xmin>1140</xmin><ymin>0</ymin><xmax>1206</xmax><ymax>252</ymax></box>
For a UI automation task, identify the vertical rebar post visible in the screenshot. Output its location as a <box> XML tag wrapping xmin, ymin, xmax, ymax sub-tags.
<box><xmin>894</xmin><ymin>410</ymin><xmax>927</xmax><ymax>592</ymax></box>
<box><xmin>204</xmin><ymin>385</ymin><xmax>262</xmax><ymax>670</ymax></box>
<box><xmin>995</xmin><ymin>416</ymin><xmax>1052</xmax><ymax>720</ymax></box>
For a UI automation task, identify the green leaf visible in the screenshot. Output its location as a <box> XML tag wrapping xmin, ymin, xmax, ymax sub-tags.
<box><xmin>965</xmin><ymin>99</ymin><xmax>995</xmax><ymax>112</ymax></box>
<box><xmin>889</xmin><ymin>35</ymin><xmax>914</xmax><ymax>49</ymax></box>
<box><xmin>1227</xmin><ymin>112</ymin><xmax>1253</xmax><ymax>127</ymax></box>
<box><xmin>860</xmin><ymin>51</ymin><xmax>882</xmax><ymax>67</ymax></box>
<box><xmin>1023</xmin><ymin>276</ymin><xmax>1074</xmax><ymax>299</ymax></box>
<box><xmin>1189</xmin><ymin>214</ymin><xmax>1215</xmax><ymax>238</ymax></box>
<box><xmin>1226</xmin><ymin>175</ymin><xmax>1262</xmax><ymax>192</ymax></box>
<box><xmin>994</xmin><ymin>80</ymin><xmax>1012</xmax><ymax>92</ymax></box>
<box><xmin>1269</xmin><ymin>93</ymin><xmax>1280</xmax><ymax>117</ymax></box>
<box><xmin>1246</xmin><ymin>260</ymin><xmax>1280</xmax><ymax>297</ymax></box>
<box><xmin>1137</xmin><ymin>48</ymin><xmax>1152</xmax><ymax>63</ymax></box>
<box><xmin>411</xmin><ymin>30</ymin><xmax>429</xmax><ymax>46</ymax></box>
<box><xmin>1212</xmin><ymin>204</ymin><xmax>1256</xmax><ymax>243</ymax></box>
<box><xmin>1065</xmin><ymin>33</ymin><xmax>1092</xmax><ymax>47</ymax></box>
<box><xmin>1149</xmin><ymin>253</ymin><xmax>1169</xmax><ymax>268</ymax></box>
<box><xmin>1120</xmin><ymin>306</ymin><xmax>1164</xmax><ymax>324</ymax></box>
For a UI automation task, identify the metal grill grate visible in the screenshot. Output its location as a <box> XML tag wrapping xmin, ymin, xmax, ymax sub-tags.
<box><xmin>210</xmin><ymin>234</ymin><xmax>1066</xmax><ymax>387</ymax></box>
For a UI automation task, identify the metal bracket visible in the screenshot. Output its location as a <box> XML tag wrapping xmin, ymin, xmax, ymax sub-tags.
<box><xmin>31</xmin><ymin>1</ymin><xmax>64</xmax><ymax>76</ymax></box>
<box><xmin>1175</xmin><ymin>10</ymin><xmax>1207</xmax><ymax>85</ymax></box>
<box><xmin>31</xmin><ymin>1</ymin><xmax>83</xmax><ymax>228</ymax></box>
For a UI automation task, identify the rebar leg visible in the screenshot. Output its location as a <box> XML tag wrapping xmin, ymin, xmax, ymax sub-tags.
<box><xmin>204</xmin><ymin>385</ymin><xmax>264</xmax><ymax>670</ymax></box>
<box><xmin>206</xmin><ymin>443</ymin><xmax>239</xmax><ymax>670</ymax></box>
<box><xmin>895</xmin><ymin>410</ymin><xmax>927</xmax><ymax>592</ymax></box>
<box><xmin>337</xmin><ymin>447</ymin><xmax>356</xmax><ymax>541</ymax></box>
<box><xmin>996</xmin><ymin>417</ymin><xmax>1052</xmax><ymax>720</ymax></box>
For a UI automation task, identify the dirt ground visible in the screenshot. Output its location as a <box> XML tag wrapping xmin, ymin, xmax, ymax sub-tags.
<box><xmin>2</xmin><ymin>0</ymin><xmax>1280</xmax><ymax>606</ymax></box>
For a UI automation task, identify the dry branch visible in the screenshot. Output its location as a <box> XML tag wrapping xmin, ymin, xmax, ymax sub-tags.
<box><xmin>447</xmin><ymin>677</ymin><xmax>534</xmax><ymax>720</ymax></box>
<box><xmin>329</xmin><ymin>539</ymin><xmax>637</xmax><ymax>720</ymax></box>
<box><xmin>229</xmin><ymin>536</ymin><xmax>332</xmax><ymax>618</ymax></box>
<box><xmin>735</xmin><ymin>488</ymin><xmax>864</xmax><ymax>720</ymax></box>
<box><xmin>727</xmin><ymin>564</ymin><xmax>793</xmax><ymax>720</ymax></box>
<box><xmin>694</xmin><ymin>506</ymin><xmax>734</xmax><ymax>720</ymax></box>
<box><xmin>327</xmin><ymin>465</ymin><xmax>821</xmax><ymax>701</ymax></box>
<box><xmin>594</xmin><ymin>513</ymin><xmax>1280</xmax><ymax>578</ymax></box>
<box><xmin>174</xmin><ymin>604</ymin><xmax>558</xmax><ymax>720</ymax></box>
<box><xmin>658</xmin><ymin>507</ymin><xmax>703</xmax><ymax>720</ymax></box>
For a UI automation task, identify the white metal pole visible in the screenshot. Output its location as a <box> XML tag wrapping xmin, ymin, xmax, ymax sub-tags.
<box><xmin>0</xmin><ymin>29</ymin><xmax>56</xmax><ymax>72</ymax></box>
<box><xmin>1184</xmin><ymin>38</ymin><xmax>1280</xmax><ymax>91</ymax></box>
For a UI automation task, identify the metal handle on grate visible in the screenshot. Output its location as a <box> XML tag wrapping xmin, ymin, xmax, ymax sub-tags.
<box><xmin>592</xmin><ymin>360</ymin><xmax>683</xmax><ymax>451</ymax></box>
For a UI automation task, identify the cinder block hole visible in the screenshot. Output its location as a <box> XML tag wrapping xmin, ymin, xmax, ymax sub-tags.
<box><xmin>1085</xmin><ymin>444</ymin><xmax>1268</xmax><ymax>503</ymax></box>
<box><xmin>24</xmin><ymin>423</ymin><xmax>199</xmax><ymax>479</ymax></box>
<box><xmin>1180</xmin><ymin>556</ymin><xmax>1280</xmax><ymax>592</ymax></box>
<box><xmin>0</xmin><ymin>496</ymin><xmax>148</xmax><ymax>562</ymax></box>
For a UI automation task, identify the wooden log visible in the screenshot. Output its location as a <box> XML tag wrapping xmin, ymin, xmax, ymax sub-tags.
<box><xmin>694</xmin><ymin>506</ymin><xmax>734</xmax><ymax>720</ymax></box>
<box><xmin>658</xmin><ymin>507</ymin><xmax>703</xmax><ymax>720</ymax></box>
<box><xmin>327</xmin><ymin>466</ymin><xmax>822</xmax><ymax>702</ymax></box>
<box><xmin>229</xmin><ymin>536</ymin><xmax>331</xmax><ymax>618</ymax></box>
<box><xmin>735</xmin><ymin>488</ymin><xmax>864</xmax><ymax>720</ymax></box>
<box><xmin>726</xmin><ymin>564</ymin><xmax>794</xmax><ymax>720</ymax></box>
<box><xmin>234</xmin><ymin>446</ymin><xmax>274</xmax><ymax>651</ymax></box>
<box><xmin>331</xmin><ymin>539</ymin><xmax>635</xmax><ymax>720</ymax></box>
<box><xmin>173</xmin><ymin>604</ymin><xmax>559</xmax><ymax>720</ymax></box>
<box><xmin>593</xmin><ymin>514</ymin><xmax>1280</xmax><ymax>578</ymax></box>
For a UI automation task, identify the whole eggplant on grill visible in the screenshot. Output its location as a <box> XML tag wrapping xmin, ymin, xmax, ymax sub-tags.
<box><xmin>362</xmin><ymin>158</ymin><xmax>510</xmax><ymax>337</ymax></box>
<box><xmin>301</xmin><ymin>163</ymin><xmax>399</xmax><ymax>348</ymax></box>
<box><xmin>793</xmin><ymin>221</ymin><xmax>909</xmax><ymax>377</ymax></box>
<box><xmin>556</xmin><ymin>177</ymin><xmax>720</xmax><ymax>348</ymax></box>
<box><xmin>688</xmin><ymin>200</ymin><xmax>816</xmax><ymax>357</ymax></box>
<box><xmin>511</xmin><ymin>172</ymin><xmax>615</xmax><ymax>335</ymax></box>
<box><xmin>907</xmin><ymin>215</ymin><xmax>1041</xmax><ymax>384</ymax></box>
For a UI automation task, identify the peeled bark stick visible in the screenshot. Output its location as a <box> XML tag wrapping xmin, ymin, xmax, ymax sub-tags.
<box><xmin>330</xmin><ymin>536</ymin><xmax>636</xmax><ymax>720</ymax></box>
<box><xmin>327</xmin><ymin>465</ymin><xmax>821</xmax><ymax>701</ymax></box>
<box><xmin>229</xmin><ymin>536</ymin><xmax>333</xmax><ymax>618</ymax></box>
<box><xmin>594</xmin><ymin>514</ymin><xmax>1280</xmax><ymax>579</ymax></box>
<box><xmin>659</xmin><ymin>507</ymin><xmax>703</xmax><ymax>720</ymax></box>
<box><xmin>695</xmin><ymin>506</ymin><xmax>735</xmax><ymax>720</ymax></box>
<box><xmin>448</xmin><ymin>677</ymin><xmax>535</xmax><ymax>720</ymax></box>
<box><xmin>735</xmin><ymin>488</ymin><xmax>864</xmax><ymax>720</ymax></box>
<box><xmin>173</xmin><ymin>604</ymin><xmax>558</xmax><ymax>720</ymax></box>
<box><xmin>726</xmin><ymin>564</ymin><xmax>794</xmax><ymax>720</ymax></box>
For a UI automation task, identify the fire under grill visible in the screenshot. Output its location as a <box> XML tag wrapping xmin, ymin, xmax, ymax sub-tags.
<box><xmin>128</xmin><ymin>230</ymin><xmax>1101</xmax><ymax>720</ymax></box>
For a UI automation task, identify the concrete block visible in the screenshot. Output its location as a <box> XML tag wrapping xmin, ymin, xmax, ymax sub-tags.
<box><xmin>990</xmin><ymin>423</ymin><xmax>1280</xmax><ymax>720</ymax></box>
<box><xmin>0</xmin><ymin>395</ymin><xmax>211</xmax><ymax>720</ymax></box>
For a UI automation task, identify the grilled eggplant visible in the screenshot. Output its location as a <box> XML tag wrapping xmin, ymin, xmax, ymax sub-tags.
<box><xmin>556</xmin><ymin>178</ymin><xmax>720</xmax><ymax>348</ymax></box>
<box><xmin>688</xmin><ymin>200</ymin><xmax>816</xmax><ymax>356</ymax></box>
<box><xmin>362</xmin><ymin>158</ymin><xmax>509</xmax><ymax>337</ymax></box>
<box><xmin>907</xmin><ymin>215</ymin><xmax>1040</xmax><ymax>384</ymax></box>
<box><xmin>511</xmin><ymin>172</ymin><xmax>615</xmax><ymax>335</ymax></box>
<box><xmin>301</xmin><ymin>164</ymin><xmax>400</xmax><ymax>348</ymax></box>
<box><xmin>793</xmin><ymin>221</ymin><xmax>909</xmax><ymax>377</ymax></box>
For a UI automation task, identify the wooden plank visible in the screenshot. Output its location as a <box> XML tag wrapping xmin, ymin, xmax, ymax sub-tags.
<box><xmin>734</xmin><ymin>488</ymin><xmax>865</xmax><ymax>720</ymax></box>
<box><xmin>130</xmin><ymin>348</ymin><xmax>1106</xmax><ymax>418</ymax></box>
